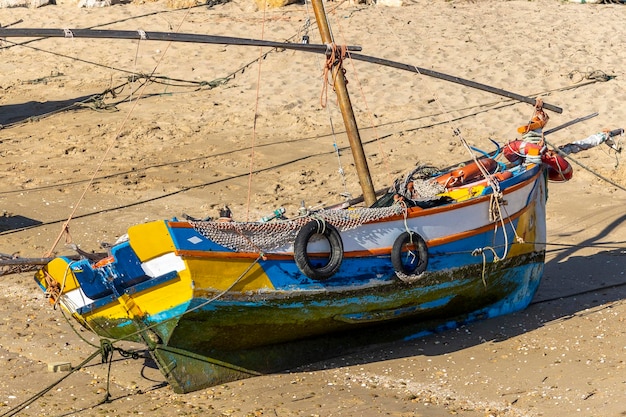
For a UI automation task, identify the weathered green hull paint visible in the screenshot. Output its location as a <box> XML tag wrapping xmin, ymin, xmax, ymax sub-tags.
<box><xmin>151</xmin><ymin>345</ymin><xmax>262</xmax><ymax>393</ymax></box>
<box><xmin>142</xmin><ymin>251</ymin><xmax>543</xmax><ymax>393</ymax></box>
<box><xmin>84</xmin><ymin>310</ymin><xmax>182</xmax><ymax>346</ymax></box>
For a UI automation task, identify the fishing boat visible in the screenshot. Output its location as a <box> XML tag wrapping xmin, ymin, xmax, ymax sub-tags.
<box><xmin>1</xmin><ymin>1</ymin><xmax>620</xmax><ymax>394</ymax></box>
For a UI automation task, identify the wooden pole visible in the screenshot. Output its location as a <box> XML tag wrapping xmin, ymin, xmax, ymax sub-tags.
<box><xmin>0</xmin><ymin>28</ymin><xmax>563</xmax><ymax>113</ymax></box>
<box><xmin>311</xmin><ymin>0</ymin><xmax>377</xmax><ymax>207</ymax></box>
<box><xmin>0</xmin><ymin>28</ymin><xmax>362</xmax><ymax>55</ymax></box>
<box><xmin>348</xmin><ymin>53</ymin><xmax>563</xmax><ymax>114</ymax></box>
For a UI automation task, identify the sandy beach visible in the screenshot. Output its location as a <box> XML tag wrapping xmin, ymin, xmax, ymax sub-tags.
<box><xmin>1</xmin><ymin>0</ymin><xmax>625</xmax><ymax>415</ymax></box>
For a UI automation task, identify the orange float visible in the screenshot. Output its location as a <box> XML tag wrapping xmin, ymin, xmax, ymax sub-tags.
<box><xmin>435</xmin><ymin>158</ymin><xmax>498</xmax><ymax>188</ymax></box>
<box><xmin>517</xmin><ymin>103</ymin><xmax>549</xmax><ymax>134</ymax></box>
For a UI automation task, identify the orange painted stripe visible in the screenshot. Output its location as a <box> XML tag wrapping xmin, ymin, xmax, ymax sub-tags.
<box><xmin>176</xmin><ymin>249</ymin><xmax>289</xmax><ymax>260</ymax></box>
<box><xmin>169</xmin><ymin>221</ymin><xmax>194</xmax><ymax>228</ymax></box>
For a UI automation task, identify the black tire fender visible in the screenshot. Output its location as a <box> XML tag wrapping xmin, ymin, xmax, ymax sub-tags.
<box><xmin>391</xmin><ymin>231</ymin><xmax>428</xmax><ymax>276</ymax></box>
<box><xmin>294</xmin><ymin>220</ymin><xmax>344</xmax><ymax>280</ymax></box>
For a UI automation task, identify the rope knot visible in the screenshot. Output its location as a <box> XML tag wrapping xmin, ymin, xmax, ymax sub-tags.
<box><xmin>100</xmin><ymin>339</ymin><xmax>114</xmax><ymax>363</ymax></box>
<box><xmin>320</xmin><ymin>43</ymin><xmax>348</xmax><ymax>108</ymax></box>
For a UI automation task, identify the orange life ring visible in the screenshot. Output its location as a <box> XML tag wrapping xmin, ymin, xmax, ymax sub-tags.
<box><xmin>435</xmin><ymin>158</ymin><xmax>497</xmax><ymax>188</ymax></box>
<box><xmin>503</xmin><ymin>140</ymin><xmax>542</xmax><ymax>163</ymax></box>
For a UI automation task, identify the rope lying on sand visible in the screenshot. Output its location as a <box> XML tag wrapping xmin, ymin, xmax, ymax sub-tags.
<box><xmin>0</xmin><ymin>339</ymin><xmax>144</xmax><ymax>417</ymax></box>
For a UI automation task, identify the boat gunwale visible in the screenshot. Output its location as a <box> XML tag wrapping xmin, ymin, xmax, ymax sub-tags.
<box><xmin>167</xmin><ymin>166</ymin><xmax>543</xmax><ymax>260</ymax></box>
<box><xmin>167</xmin><ymin>164</ymin><xmax>541</xmax><ymax>230</ymax></box>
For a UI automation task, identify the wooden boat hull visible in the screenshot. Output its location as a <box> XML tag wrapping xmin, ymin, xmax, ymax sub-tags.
<box><xmin>35</xmin><ymin>164</ymin><xmax>547</xmax><ymax>393</ymax></box>
<box><xmin>151</xmin><ymin>253</ymin><xmax>544</xmax><ymax>392</ymax></box>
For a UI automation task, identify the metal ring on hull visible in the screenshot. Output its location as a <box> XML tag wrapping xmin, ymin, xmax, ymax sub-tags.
<box><xmin>391</xmin><ymin>231</ymin><xmax>428</xmax><ymax>277</ymax></box>
<box><xmin>294</xmin><ymin>220</ymin><xmax>344</xmax><ymax>280</ymax></box>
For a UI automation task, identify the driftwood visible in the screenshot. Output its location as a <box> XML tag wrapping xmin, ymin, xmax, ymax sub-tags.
<box><xmin>0</xmin><ymin>256</ymin><xmax>52</xmax><ymax>276</ymax></box>
<box><xmin>0</xmin><ymin>254</ymin><xmax>88</xmax><ymax>276</ymax></box>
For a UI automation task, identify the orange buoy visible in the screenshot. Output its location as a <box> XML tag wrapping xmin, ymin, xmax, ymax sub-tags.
<box><xmin>93</xmin><ymin>256</ymin><xmax>114</xmax><ymax>268</ymax></box>
<box><xmin>517</xmin><ymin>117</ymin><xmax>548</xmax><ymax>134</ymax></box>
<box><xmin>517</xmin><ymin>103</ymin><xmax>549</xmax><ymax>134</ymax></box>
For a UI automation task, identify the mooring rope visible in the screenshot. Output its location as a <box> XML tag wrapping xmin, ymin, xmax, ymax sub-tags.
<box><xmin>98</xmin><ymin>339</ymin><xmax>141</xmax><ymax>404</ymax></box>
<box><xmin>43</xmin><ymin>6</ymin><xmax>198</xmax><ymax>259</ymax></box>
<box><xmin>0</xmin><ymin>348</ymin><xmax>97</xmax><ymax>417</ymax></box>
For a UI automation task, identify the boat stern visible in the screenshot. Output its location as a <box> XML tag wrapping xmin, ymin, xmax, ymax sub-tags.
<box><xmin>33</xmin><ymin>221</ymin><xmax>194</xmax><ymax>341</ymax></box>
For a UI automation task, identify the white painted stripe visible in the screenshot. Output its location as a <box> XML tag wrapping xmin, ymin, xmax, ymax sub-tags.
<box><xmin>273</xmin><ymin>175</ymin><xmax>539</xmax><ymax>253</ymax></box>
<box><xmin>60</xmin><ymin>287</ymin><xmax>95</xmax><ymax>312</ymax></box>
<box><xmin>141</xmin><ymin>252</ymin><xmax>186</xmax><ymax>277</ymax></box>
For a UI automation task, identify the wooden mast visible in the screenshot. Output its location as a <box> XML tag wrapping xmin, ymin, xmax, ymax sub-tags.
<box><xmin>311</xmin><ymin>0</ymin><xmax>377</xmax><ymax>207</ymax></box>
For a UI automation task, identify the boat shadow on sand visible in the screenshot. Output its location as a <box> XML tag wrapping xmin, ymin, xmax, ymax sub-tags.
<box><xmin>0</xmin><ymin>96</ymin><xmax>98</xmax><ymax>127</ymax></box>
<box><xmin>0</xmin><ymin>213</ymin><xmax>42</xmax><ymax>233</ymax></box>
<box><xmin>297</xmin><ymin>215</ymin><xmax>626</xmax><ymax>369</ymax></box>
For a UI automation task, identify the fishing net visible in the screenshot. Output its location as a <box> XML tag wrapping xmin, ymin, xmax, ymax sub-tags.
<box><xmin>190</xmin><ymin>205</ymin><xmax>404</xmax><ymax>253</ymax></box>
<box><xmin>388</xmin><ymin>165</ymin><xmax>445</xmax><ymax>201</ymax></box>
